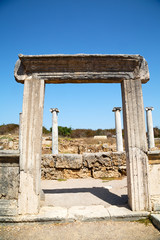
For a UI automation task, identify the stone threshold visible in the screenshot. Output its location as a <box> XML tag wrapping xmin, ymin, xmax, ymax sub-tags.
<box><xmin>0</xmin><ymin>205</ymin><xmax>149</xmax><ymax>223</ymax></box>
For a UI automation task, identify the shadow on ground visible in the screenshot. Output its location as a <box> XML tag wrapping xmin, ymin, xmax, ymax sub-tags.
<box><xmin>43</xmin><ymin>187</ymin><xmax>128</xmax><ymax>206</ymax></box>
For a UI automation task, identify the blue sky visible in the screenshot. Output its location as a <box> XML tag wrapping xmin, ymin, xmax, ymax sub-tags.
<box><xmin>0</xmin><ymin>0</ymin><xmax>160</xmax><ymax>130</ymax></box>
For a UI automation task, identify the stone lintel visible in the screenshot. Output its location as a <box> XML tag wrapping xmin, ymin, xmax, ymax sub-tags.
<box><xmin>112</xmin><ymin>107</ymin><xmax>122</xmax><ymax>112</ymax></box>
<box><xmin>145</xmin><ymin>107</ymin><xmax>154</xmax><ymax>111</ymax></box>
<box><xmin>50</xmin><ymin>108</ymin><xmax>59</xmax><ymax>113</ymax></box>
<box><xmin>14</xmin><ymin>54</ymin><xmax>150</xmax><ymax>84</ymax></box>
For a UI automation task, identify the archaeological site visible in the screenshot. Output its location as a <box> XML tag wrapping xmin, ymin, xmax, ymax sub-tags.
<box><xmin>0</xmin><ymin>54</ymin><xmax>160</xmax><ymax>224</ymax></box>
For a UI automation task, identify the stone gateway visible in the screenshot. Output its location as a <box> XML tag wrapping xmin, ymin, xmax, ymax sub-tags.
<box><xmin>14</xmin><ymin>54</ymin><xmax>150</xmax><ymax>214</ymax></box>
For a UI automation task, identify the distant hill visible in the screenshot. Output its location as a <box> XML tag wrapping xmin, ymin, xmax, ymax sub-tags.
<box><xmin>0</xmin><ymin>124</ymin><xmax>19</xmax><ymax>135</ymax></box>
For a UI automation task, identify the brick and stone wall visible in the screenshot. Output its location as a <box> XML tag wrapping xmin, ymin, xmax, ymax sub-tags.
<box><xmin>41</xmin><ymin>152</ymin><xmax>126</xmax><ymax>180</ymax></box>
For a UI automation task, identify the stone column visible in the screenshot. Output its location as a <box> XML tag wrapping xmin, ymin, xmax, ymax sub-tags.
<box><xmin>112</xmin><ymin>107</ymin><xmax>123</xmax><ymax>152</ymax></box>
<box><xmin>50</xmin><ymin>108</ymin><xmax>59</xmax><ymax>154</ymax></box>
<box><xmin>145</xmin><ymin>107</ymin><xmax>155</xmax><ymax>150</ymax></box>
<box><xmin>121</xmin><ymin>79</ymin><xmax>151</xmax><ymax>211</ymax></box>
<box><xmin>19</xmin><ymin>112</ymin><xmax>22</xmax><ymax>152</ymax></box>
<box><xmin>18</xmin><ymin>79</ymin><xmax>45</xmax><ymax>215</ymax></box>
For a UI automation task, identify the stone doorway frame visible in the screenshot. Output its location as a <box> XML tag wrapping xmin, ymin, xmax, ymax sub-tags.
<box><xmin>14</xmin><ymin>54</ymin><xmax>151</xmax><ymax>214</ymax></box>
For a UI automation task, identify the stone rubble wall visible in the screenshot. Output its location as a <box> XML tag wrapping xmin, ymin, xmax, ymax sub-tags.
<box><xmin>41</xmin><ymin>152</ymin><xmax>126</xmax><ymax>180</ymax></box>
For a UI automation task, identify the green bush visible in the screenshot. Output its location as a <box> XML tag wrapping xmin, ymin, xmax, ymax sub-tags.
<box><xmin>0</xmin><ymin>124</ymin><xmax>19</xmax><ymax>134</ymax></box>
<box><xmin>42</xmin><ymin>126</ymin><xmax>50</xmax><ymax>134</ymax></box>
<box><xmin>58</xmin><ymin>126</ymin><xmax>72</xmax><ymax>137</ymax></box>
<box><xmin>154</xmin><ymin>127</ymin><xmax>160</xmax><ymax>138</ymax></box>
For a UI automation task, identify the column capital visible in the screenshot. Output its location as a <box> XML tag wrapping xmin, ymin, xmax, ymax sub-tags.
<box><xmin>112</xmin><ymin>107</ymin><xmax>122</xmax><ymax>112</ymax></box>
<box><xmin>145</xmin><ymin>107</ymin><xmax>154</xmax><ymax>111</ymax></box>
<box><xmin>50</xmin><ymin>108</ymin><xmax>59</xmax><ymax>113</ymax></box>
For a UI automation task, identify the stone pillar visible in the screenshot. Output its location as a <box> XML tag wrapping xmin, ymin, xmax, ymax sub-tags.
<box><xmin>112</xmin><ymin>107</ymin><xmax>123</xmax><ymax>152</ymax></box>
<box><xmin>18</xmin><ymin>79</ymin><xmax>45</xmax><ymax>215</ymax></box>
<box><xmin>19</xmin><ymin>112</ymin><xmax>22</xmax><ymax>152</ymax></box>
<box><xmin>50</xmin><ymin>108</ymin><xmax>59</xmax><ymax>154</ymax></box>
<box><xmin>121</xmin><ymin>79</ymin><xmax>151</xmax><ymax>211</ymax></box>
<box><xmin>145</xmin><ymin>107</ymin><xmax>155</xmax><ymax>150</ymax></box>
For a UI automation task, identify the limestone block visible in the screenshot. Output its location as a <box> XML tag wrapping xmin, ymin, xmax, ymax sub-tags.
<box><xmin>68</xmin><ymin>205</ymin><xmax>110</xmax><ymax>221</ymax></box>
<box><xmin>92</xmin><ymin>169</ymin><xmax>121</xmax><ymax>179</ymax></box>
<box><xmin>55</xmin><ymin>154</ymin><xmax>82</xmax><ymax>169</ymax></box>
<box><xmin>41</xmin><ymin>168</ymin><xmax>64</xmax><ymax>180</ymax></box>
<box><xmin>83</xmin><ymin>152</ymin><xmax>111</xmax><ymax>168</ymax></box>
<box><xmin>149</xmin><ymin>163</ymin><xmax>160</xmax><ymax>210</ymax></box>
<box><xmin>41</xmin><ymin>154</ymin><xmax>55</xmax><ymax>168</ymax></box>
<box><xmin>0</xmin><ymin>200</ymin><xmax>17</xmax><ymax>216</ymax></box>
<box><xmin>41</xmin><ymin>152</ymin><xmax>127</xmax><ymax>180</ymax></box>
<box><xmin>0</xmin><ymin>167</ymin><xmax>19</xmax><ymax>199</ymax></box>
<box><xmin>15</xmin><ymin>54</ymin><xmax>149</xmax><ymax>84</ymax></box>
<box><xmin>94</xmin><ymin>136</ymin><xmax>107</xmax><ymax>139</ymax></box>
<box><xmin>63</xmin><ymin>168</ymin><xmax>91</xmax><ymax>179</ymax></box>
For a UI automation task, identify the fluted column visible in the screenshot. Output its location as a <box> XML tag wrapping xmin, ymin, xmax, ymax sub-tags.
<box><xmin>112</xmin><ymin>107</ymin><xmax>123</xmax><ymax>152</ymax></box>
<box><xmin>145</xmin><ymin>107</ymin><xmax>155</xmax><ymax>150</ymax></box>
<box><xmin>18</xmin><ymin>79</ymin><xmax>45</xmax><ymax>215</ymax></box>
<box><xmin>50</xmin><ymin>108</ymin><xmax>59</xmax><ymax>154</ymax></box>
<box><xmin>19</xmin><ymin>112</ymin><xmax>22</xmax><ymax>152</ymax></box>
<box><xmin>121</xmin><ymin>79</ymin><xmax>150</xmax><ymax>211</ymax></box>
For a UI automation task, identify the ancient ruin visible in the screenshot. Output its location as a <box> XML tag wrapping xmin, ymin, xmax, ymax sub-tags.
<box><xmin>112</xmin><ymin>107</ymin><xmax>123</xmax><ymax>152</ymax></box>
<box><xmin>145</xmin><ymin>107</ymin><xmax>155</xmax><ymax>149</ymax></box>
<box><xmin>50</xmin><ymin>108</ymin><xmax>59</xmax><ymax>154</ymax></box>
<box><xmin>13</xmin><ymin>54</ymin><xmax>152</xmax><ymax>214</ymax></box>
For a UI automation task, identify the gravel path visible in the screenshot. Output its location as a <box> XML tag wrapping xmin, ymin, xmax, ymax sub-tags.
<box><xmin>0</xmin><ymin>221</ymin><xmax>160</xmax><ymax>240</ymax></box>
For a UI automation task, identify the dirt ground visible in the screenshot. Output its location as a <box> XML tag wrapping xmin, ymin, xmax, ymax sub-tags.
<box><xmin>0</xmin><ymin>221</ymin><xmax>160</xmax><ymax>240</ymax></box>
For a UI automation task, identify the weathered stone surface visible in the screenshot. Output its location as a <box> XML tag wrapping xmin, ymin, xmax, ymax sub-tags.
<box><xmin>41</xmin><ymin>154</ymin><xmax>55</xmax><ymax>168</ymax></box>
<box><xmin>63</xmin><ymin>169</ymin><xmax>91</xmax><ymax>179</ymax></box>
<box><xmin>92</xmin><ymin>169</ymin><xmax>121</xmax><ymax>179</ymax></box>
<box><xmin>14</xmin><ymin>53</ymin><xmax>152</xmax><ymax>214</ymax></box>
<box><xmin>0</xmin><ymin>200</ymin><xmax>17</xmax><ymax>216</ymax></box>
<box><xmin>0</xmin><ymin>166</ymin><xmax>19</xmax><ymax>199</ymax></box>
<box><xmin>56</xmin><ymin>154</ymin><xmax>82</xmax><ymax>169</ymax></box>
<box><xmin>83</xmin><ymin>152</ymin><xmax>111</xmax><ymax>168</ymax></box>
<box><xmin>68</xmin><ymin>205</ymin><xmax>110</xmax><ymax>221</ymax></box>
<box><xmin>121</xmin><ymin>79</ymin><xmax>150</xmax><ymax>211</ymax></box>
<box><xmin>14</xmin><ymin>54</ymin><xmax>149</xmax><ymax>84</ymax></box>
<box><xmin>0</xmin><ymin>152</ymin><xmax>19</xmax><ymax>200</ymax></box>
<box><xmin>41</xmin><ymin>152</ymin><xmax>127</xmax><ymax>180</ymax></box>
<box><xmin>41</xmin><ymin>167</ymin><xmax>91</xmax><ymax>180</ymax></box>
<box><xmin>149</xmin><ymin>157</ymin><xmax>160</xmax><ymax>210</ymax></box>
<box><xmin>41</xmin><ymin>168</ymin><xmax>64</xmax><ymax>180</ymax></box>
<box><xmin>18</xmin><ymin>79</ymin><xmax>45</xmax><ymax>215</ymax></box>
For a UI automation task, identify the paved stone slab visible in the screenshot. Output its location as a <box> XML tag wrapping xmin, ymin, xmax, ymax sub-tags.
<box><xmin>0</xmin><ymin>205</ymin><xmax>150</xmax><ymax>223</ymax></box>
<box><xmin>108</xmin><ymin>205</ymin><xmax>149</xmax><ymax>220</ymax></box>
<box><xmin>41</xmin><ymin>177</ymin><xmax>128</xmax><ymax>208</ymax></box>
<box><xmin>68</xmin><ymin>205</ymin><xmax>110</xmax><ymax>221</ymax></box>
<box><xmin>0</xmin><ymin>206</ymin><xmax>67</xmax><ymax>223</ymax></box>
